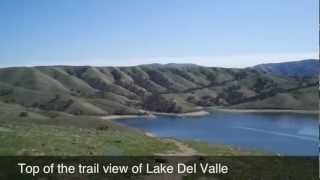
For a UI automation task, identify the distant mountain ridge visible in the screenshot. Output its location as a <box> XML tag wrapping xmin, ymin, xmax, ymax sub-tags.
<box><xmin>0</xmin><ymin>60</ymin><xmax>317</xmax><ymax>117</ymax></box>
<box><xmin>254</xmin><ymin>59</ymin><xmax>319</xmax><ymax>77</ymax></box>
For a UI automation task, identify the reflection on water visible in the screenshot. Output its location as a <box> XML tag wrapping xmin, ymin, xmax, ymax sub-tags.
<box><xmin>116</xmin><ymin>111</ymin><xmax>318</xmax><ymax>155</ymax></box>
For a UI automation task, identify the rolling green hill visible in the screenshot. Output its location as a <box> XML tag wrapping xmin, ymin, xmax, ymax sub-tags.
<box><xmin>0</xmin><ymin>63</ymin><xmax>317</xmax><ymax>116</ymax></box>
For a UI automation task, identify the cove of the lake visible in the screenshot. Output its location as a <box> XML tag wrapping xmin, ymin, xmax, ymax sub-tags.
<box><xmin>116</xmin><ymin>111</ymin><xmax>318</xmax><ymax>155</ymax></box>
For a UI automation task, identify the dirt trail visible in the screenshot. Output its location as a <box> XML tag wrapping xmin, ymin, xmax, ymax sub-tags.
<box><xmin>149</xmin><ymin>139</ymin><xmax>203</xmax><ymax>180</ymax></box>
<box><xmin>156</xmin><ymin>138</ymin><xmax>201</xmax><ymax>156</ymax></box>
<box><xmin>0</xmin><ymin>127</ymin><xmax>12</xmax><ymax>133</ymax></box>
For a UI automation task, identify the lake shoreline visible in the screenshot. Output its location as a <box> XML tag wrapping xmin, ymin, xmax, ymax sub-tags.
<box><xmin>210</xmin><ymin>107</ymin><xmax>318</xmax><ymax>115</ymax></box>
<box><xmin>152</xmin><ymin>110</ymin><xmax>210</xmax><ymax>117</ymax></box>
<box><xmin>100</xmin><ymin>110</ymin><xmax>210</xmax><ymax>120</ymax></box>
<box><xmin>100</xmin><ymin>108</ymin><xmax>317</xmax><ymax>120</ymax></box>
<box><xmin>100</xmin><ymin>115</ymin><xmax>152</xmax><ymax>120</ymax></box>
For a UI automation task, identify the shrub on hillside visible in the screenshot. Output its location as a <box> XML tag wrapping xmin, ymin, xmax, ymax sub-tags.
<box><xmin>143</xmin><ymin>94</ymin><xmax>182</xmax><ymax>113</ymax></box>
<box><xmin>19</xmin><ymin>112</ymin><xmax>28</xmax><ymax>118</ymax></box>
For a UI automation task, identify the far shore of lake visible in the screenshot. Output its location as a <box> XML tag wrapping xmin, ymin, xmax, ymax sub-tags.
<box><xmin>100</xmin><ymin>110</ymin><xmax>210</xmax><ymax>120</ymax></box>
<box><xmin>210</xmin><ymin>107</ymin><xmax>318</xmax><ymax>115</ymax></box>
<box><xmin>99</xmin><ymin>108</ymin><xmax>317</xmax><ymax>120</ymax></box>
<box><xmin>152</xmin><ymin>110</ymin><xmax>210</xmax><ymax>117</ymax></box>
<box><xmin>100</xmin><ymin>115</ymin><xmax>149</xmax><ymax>120</ymax></box>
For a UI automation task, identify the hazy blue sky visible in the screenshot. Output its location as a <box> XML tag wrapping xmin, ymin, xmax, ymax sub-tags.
<box><xmin>0</xmin><ymin>0</ymin><xmax>318</xmax><ymax>67</ymax></box>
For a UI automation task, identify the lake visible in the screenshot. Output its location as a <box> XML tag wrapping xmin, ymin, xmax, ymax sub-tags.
<box><xmin>116</xmin><ymin>111</ymin><xmax>318</xmax><ymax>155</ymax></box>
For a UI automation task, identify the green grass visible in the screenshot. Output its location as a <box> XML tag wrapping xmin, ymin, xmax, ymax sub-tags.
<box><xmin>183</xmin><ymin>140</ymin><xmax>269</xmax><ymax>156</ymax></box>
<box><xmin>0</xmin><ymin>121</ymin><xmax>178</xmax><ymax>156</ymax></box>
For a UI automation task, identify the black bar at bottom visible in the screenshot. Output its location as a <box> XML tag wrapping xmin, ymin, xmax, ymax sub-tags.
<box><xmin>0</xmin><ymin>156</ymin><xmax>317</xmax><ymax>180</ymax></box>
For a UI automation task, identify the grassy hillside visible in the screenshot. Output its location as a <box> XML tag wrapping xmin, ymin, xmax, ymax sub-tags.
<box><xmin>0</xmin><ymin>121</ymin><xmax>176</xmax><ymax>155</ymax></box>
<box><xmin>0</xmin><ymin>63</ymin><xmax>317</xmax><ymax>116</ymax></box>
<box><xmin>230</xmin><ymin>86</ymin><xmax>318</xmax><ymax>110</ymax></box>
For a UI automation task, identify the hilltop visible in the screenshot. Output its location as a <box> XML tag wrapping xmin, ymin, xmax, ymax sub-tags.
<box><xmin>254</xmin><ymin>59</ymin><xmax>319</xmax><ymax>77</ymax></box>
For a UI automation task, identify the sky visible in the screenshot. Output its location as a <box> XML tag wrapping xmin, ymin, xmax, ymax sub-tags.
<box><xmin>0</xmin><ymin>0</ymin><xmax>318</xmax><ymax>68</ymax></box>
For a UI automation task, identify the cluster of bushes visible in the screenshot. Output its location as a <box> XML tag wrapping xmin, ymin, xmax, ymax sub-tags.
<box><xmin>143</xmin><ymin>94</ymin><xmax>182</xmax><ymax>113</ymax></box>
<box><xmin>0</xmin><ymin>88</ymin><xmax>13</xmax><ymax>96</ymax></box>
<box><xmin>253</xmin><ymin>78</ymin><xmax>276</xmax><ymax>93</ymax></box>
<box><xmin>18</xmin><ymin>111</ymin><xmax>28</xmax><ymax>117</ymax></box>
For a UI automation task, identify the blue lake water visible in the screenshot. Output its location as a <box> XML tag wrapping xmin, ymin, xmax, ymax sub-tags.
<box><xmin>116</xmin><ymin>111</ymin><xmax>318</xmax><ymax>155</ymax></box>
